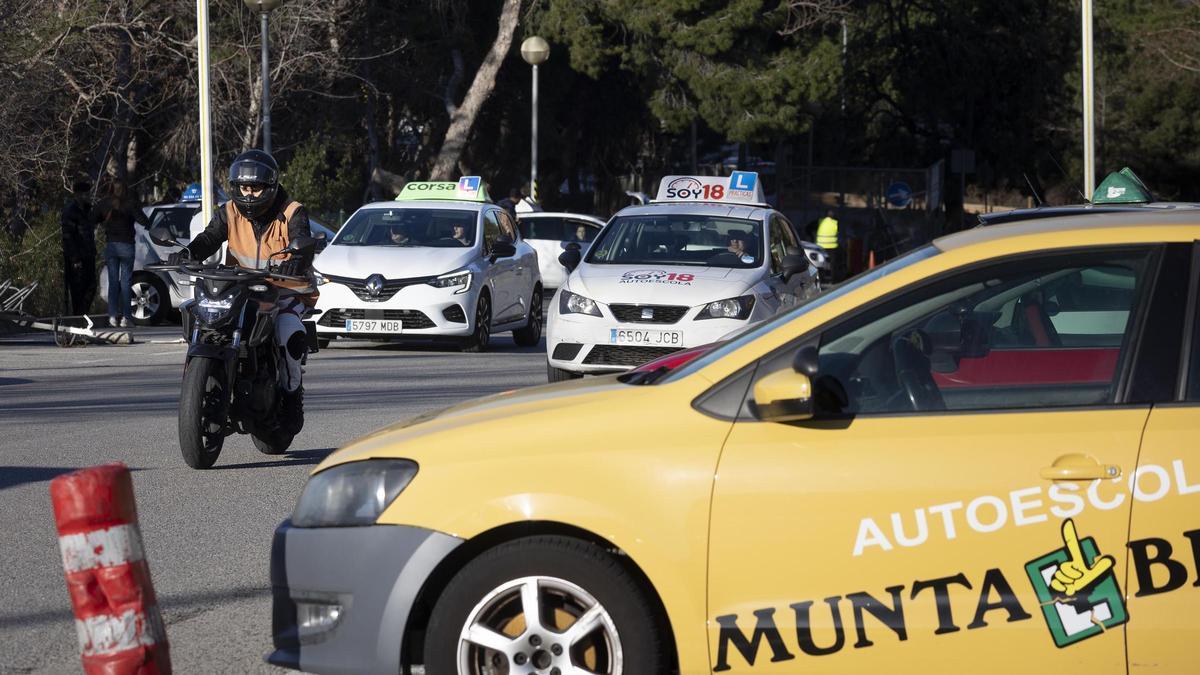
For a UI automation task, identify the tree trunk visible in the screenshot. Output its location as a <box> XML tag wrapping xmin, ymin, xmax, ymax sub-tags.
<box><xmin>429</xmin><ymin>0</ymin><xmax>522</xmax><ymax>180</ymax></box>
<box><xmin>242</xmin><ymin>72</ymin><xmax>263</xmax><ymax>153</ymax></box>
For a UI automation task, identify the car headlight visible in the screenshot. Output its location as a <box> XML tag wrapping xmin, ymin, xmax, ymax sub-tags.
<box><xmin>427</xmin><ymin>270</ymin><xmax>472</xmax><ymax>294</ymax></box>
<box><xmin>312</xmin><ymin>269</ymin><xmax>329</xmax><ymax>286</ymax></box>
<box><xmin>696</xmin><ymin>295</ymin><xmax>755</xmax><ymax>320</ymax></box>
<box><xmin>291</xmin><ymin>459</ymin><xmax>418</xmax><ymax>527</ymax></box>
<box><xmin>559</xmin><ymin>289</ymin><xmax>602</xmax><ymax>317</ymax></box>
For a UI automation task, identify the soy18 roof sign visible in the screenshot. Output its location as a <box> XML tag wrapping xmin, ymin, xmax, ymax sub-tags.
<box><xmin>653</xmin><ymin>171</ymin><xmax>766</xmax><ymax>206</ymax></box>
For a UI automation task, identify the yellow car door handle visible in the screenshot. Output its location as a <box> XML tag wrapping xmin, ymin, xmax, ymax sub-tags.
<box><xmin>1040</xmin><ymin>454</ymin><xmax>1121</xmax><ymax>481</ymax></box>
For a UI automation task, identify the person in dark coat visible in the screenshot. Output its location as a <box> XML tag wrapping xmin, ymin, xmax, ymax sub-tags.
<box><xmin>91</xmin><ymin>179</ymin><xmax>149</xmax><ymax>327</ymax></box>
<box><xmin>497</xmin><ymin>187</ymin><xmax>523</xmax><ymax>216</ymax></box>
<box><xmin>60</xmin><ymin>179</ymin><xmax>97</xmax><ymax>315</ymax></box>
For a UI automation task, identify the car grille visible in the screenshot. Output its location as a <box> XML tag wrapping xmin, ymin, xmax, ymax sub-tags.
<box><xmin>582</xmin><ymin>345</ymin><xmax>681</xmax><ymax>367</ymax></box>
<box><xmin>323</xmin><ymin>273</ymin><xmax>434</xmax><ymax>302</ymax></box>
<box><xmin>317</xmin><ymin>308</ymin><xmax>435</xmax><ymax>330</ymax></box>
<box><xmin>609</xmin><ymin>304</ymin><xmax>689</xmax><ymax>324</ymax></box>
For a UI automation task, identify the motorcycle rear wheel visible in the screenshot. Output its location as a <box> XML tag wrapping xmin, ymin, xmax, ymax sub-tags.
<box><xmin>179</xmin><ymin>357</ymin><xmax>229</xmax><ymax>469</ymax></box>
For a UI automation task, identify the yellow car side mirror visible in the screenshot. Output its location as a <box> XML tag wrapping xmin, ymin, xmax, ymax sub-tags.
<box><xmin>751</xmin><ymin>368</ymin><xmax>814</xmax><ymax>422</ymax></box>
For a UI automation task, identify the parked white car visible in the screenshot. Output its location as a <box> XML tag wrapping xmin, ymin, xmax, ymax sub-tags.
<box><xmin>545</xmin><ymin>172</ymin><xmax>820</xmax><ymax>380</ymax></box>
<box><xmin>311</xmin><ymin>178</ymin><xmax>542</xmax><ymax>351</ymax></box>
<box><xmin>515</xmin><ymin>211</ymin><xmax>606</xmax><ymax>288</ymax></box>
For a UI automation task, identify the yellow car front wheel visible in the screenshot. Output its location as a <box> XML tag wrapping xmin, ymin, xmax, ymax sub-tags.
<box><xmin>423</xmin><ymin>536</ymin><xmax>666</xmax><ymax>675</ymax></box>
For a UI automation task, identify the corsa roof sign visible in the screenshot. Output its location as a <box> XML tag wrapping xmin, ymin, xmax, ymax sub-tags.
<box><xmin>396</xmin><ymin>177</ymin><xmax>490</xmax><ymax>203</ymax></box>
<box><xmin>653</xmin><ymin>171</ymin><xmax>766</xmax><ymax>207</ymax></box>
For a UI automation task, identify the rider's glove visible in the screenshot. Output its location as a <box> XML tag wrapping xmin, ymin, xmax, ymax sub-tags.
<box><xmin>167</xmin><ymin>249</ymin><xmax>191</xmax><ymax>266</ymax></box>
<box><xmin>275</xmin><ymin>258</ymin><xmax>304</xmax><ymax>277</ymax></box>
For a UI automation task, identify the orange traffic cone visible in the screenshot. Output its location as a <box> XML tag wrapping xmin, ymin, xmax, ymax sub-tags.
<box><xmin>868</xmin><ymin>250</ymin><xmax>876</xmax><ymax>269</ymax></box>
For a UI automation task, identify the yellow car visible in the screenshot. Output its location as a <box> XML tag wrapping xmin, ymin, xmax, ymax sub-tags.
<box><xmin>268</xmin><ymin>207</ymin><xmax>1200</xmax><ymax>674</ymax></box>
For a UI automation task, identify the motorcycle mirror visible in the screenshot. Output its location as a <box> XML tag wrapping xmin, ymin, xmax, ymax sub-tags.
<box><xmin>149</xmin><ymin>227</ymin><xmax>181</xmax><ymax>247</ymax></box>
<box><xmin>273</xmin><ymin>235</ymin><xmax>317</xmax><ymax>257</ymax></box>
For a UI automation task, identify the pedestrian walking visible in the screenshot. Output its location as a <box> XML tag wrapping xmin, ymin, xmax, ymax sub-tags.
<box><xmin>60</xmin><ymin>179</ymin><xmax>98</xmax><ymax>316</ymax></box>
<box><xmin>91</xmin><ymin>178</ymin><xmax>148</xmax><ymax>327</ymax></box>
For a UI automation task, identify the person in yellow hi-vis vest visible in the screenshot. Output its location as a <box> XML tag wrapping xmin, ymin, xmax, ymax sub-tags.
<box><xmin>816</xmin><ymin>209</ymin><xmax>841</xmax><ymax>281</ymax></box>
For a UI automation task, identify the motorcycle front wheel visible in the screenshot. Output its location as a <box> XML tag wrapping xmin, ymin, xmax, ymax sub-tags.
<box><xmin>179</xmin><ymin>357</ymin><xmax>229</xmax><ymax>469</ymax></box>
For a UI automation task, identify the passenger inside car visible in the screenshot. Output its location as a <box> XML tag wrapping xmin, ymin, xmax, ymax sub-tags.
<box><xmin>387</xmin><ymin>224</ymin><xmax>411</xmax><ymax>245</ymax></box>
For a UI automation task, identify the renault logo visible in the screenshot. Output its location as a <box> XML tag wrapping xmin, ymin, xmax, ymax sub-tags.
<box><xmin>641</xmin><ymin>307</ymin><xmax>654</xmax><ymax>320</ymax></box>
<box><xmin>365</xmin><ymin>274</ymin><xmax>385</xmax><ymax>298</ymax></box>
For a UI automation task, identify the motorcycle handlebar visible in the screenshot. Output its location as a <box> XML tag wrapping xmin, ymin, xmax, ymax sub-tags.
<box><xmin>144</xmin><ymin>262</ymin><xmax>310</xmax><ymax>284</ymax></box>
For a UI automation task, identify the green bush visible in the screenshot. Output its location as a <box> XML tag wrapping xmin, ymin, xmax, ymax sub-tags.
<box><xmin>283</xmin><ymin>136</ymin><xmax>362</xmax><ymax>228</ymax></box>
<box><xmin>0</xmin><ymin>211</ymin><xmax>85</xmax><ymax>317</ymax></box>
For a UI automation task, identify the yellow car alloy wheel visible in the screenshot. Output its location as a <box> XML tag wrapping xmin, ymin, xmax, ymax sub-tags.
<box><xmin>422</xmin><ymin>536</ymin><xmax>665</xmax><ymax>675</ymax></box>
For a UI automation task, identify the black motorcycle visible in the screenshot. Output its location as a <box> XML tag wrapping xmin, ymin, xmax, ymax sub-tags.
<box><xmin>146</xmin><ymin>228</ymin><xmax>319</xmax><ymax>469</ymax></box>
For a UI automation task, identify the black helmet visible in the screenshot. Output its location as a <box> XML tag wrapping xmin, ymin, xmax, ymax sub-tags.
<box><xmin>228</xmin><ymin>149</ymin><xmax>279</xmax><ymax>219</ymax></box>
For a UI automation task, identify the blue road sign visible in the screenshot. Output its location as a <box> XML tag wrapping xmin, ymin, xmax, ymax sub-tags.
<box><xmin>886</xmin><ymin>181</ymin><xmax>913</xmax><ymax>208</ymax></box>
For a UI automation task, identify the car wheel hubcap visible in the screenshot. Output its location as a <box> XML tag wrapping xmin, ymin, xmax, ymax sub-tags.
<box><xmin>531</xmin><ymin>292</ymin><xmax>543</xmax><ymax>335</ymax></box>
<box><xmin>131</xmin><ymin>282</ymin><xmax>160</xmax><ymax>319</ymax></box>
<box><xmin>477</xmin><ymin>298</ymin><xmax>490</xmax><ymax>345</ymax></box>
<box><xmin>457</xmin><ymin>575</ymin><xmax>623</xmax><ymax>675</ymax></box>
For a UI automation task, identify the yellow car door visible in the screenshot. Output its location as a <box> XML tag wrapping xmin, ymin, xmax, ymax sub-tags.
<box><xmin>1124</xmin><ymin>243</ymin><xmax>1200</xmax><ymax>674</ymax></box>
<box><xmin>707</xmin><ymin>246</ymin><xmax>1166</xmax><ymax>673</ymax></box>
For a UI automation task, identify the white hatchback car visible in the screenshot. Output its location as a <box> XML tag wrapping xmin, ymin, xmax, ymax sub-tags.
<box><xmin>545</xmin><ymin>172</ymin><xmax>819</xmax><ymax>380</ymax></box>
<box><xmin>515</xmin><ymin>211</ymin><xmax>606</xmax><ymax>288</ymax></box>
<box><xmin>312</xmin><ymin>178</ymin><xmax>542</xmax><ymax>352</ymax></box>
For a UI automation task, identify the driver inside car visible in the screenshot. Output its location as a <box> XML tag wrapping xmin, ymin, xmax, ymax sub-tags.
<box><xmin>168</xmin><ymin>150</ymin><xmax>316</xmax><ymax>432</ymax></box>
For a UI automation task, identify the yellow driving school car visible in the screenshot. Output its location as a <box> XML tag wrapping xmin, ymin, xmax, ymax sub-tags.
<box><xmin>269</xmin><ymin>206</ymin><xmax>1200</xmax><ymax>675</ymax></box>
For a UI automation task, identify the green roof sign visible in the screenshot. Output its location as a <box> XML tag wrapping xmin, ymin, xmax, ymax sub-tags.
<box><xmin>1091</xmin><ymin>167</ymin><xmax>1153</xmax><ymax>205</ymax></box>
<box><xmin>396</xmin><ymin>176</ymin><xmax>490</xmax><ymax>203</ymax></box>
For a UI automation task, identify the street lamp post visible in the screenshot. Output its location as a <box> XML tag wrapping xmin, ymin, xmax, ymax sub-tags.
<box><xmin>197</xmin><ymin>0</ymin><xmax>215</xmax><ymax>225</ymax></box>
<box><xmin>1082</xmin><ymin>0</ymin><xmax>1095</xmax><ymax>199</ymax></box>
<box><xmin>520</xmin><ymin>37</ymin><xmax>549</xmax><ymax>204</ymax></box>
<box><xmin>244</xmin><ymin>0</ymin><xmax>283</xmax><ymax>154</ymax></box>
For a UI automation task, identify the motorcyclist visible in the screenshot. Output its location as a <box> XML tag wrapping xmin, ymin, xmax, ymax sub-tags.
<box><xmin>169</xmin><ymin>150</ymin><xmax>316</xmax><ymax>431</ymax></box>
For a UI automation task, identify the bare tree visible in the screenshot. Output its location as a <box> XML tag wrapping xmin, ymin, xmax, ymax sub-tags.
<box><xmin>429</xmin><ymin>0</ymin><xmax>522</xmax><ymax>180</ymax></box>
<box><xmin>1138</xmin><ymin>0</ymin><xmax>1200</xmax><ymax>73</ymax></box>
<box><xmin>780</xmin><ymin>0</ymin><xmax>852</xmax><ymax>35</ymax></box>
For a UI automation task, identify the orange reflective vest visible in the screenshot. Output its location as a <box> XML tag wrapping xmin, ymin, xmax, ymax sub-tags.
<box><xmin>223</xmin><ymin>201</ymin><xmax>317</xmax><ymax>303</ymax></box>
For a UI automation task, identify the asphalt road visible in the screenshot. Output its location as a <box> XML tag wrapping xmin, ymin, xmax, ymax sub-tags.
<box><xmin>0</xmin><ymin>324</ymin><xmax>549</xmax><ymax>674</ymax></box>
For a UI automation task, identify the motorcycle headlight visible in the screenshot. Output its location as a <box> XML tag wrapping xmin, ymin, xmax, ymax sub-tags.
<box><xmin>312</xmin><ymin>269</ymin><xmax>329</xmax><ymax>286</ymax></box>
<box><xmin>194</xmin><ymin>294</ymin><xmax>235</xmax><ymax>322</ymax></box>
<box><xmin>696</xmin><ymin>295</ymin><xmax>755</xmax><ymax>320</ymax></box>
<box><xmin>426</xmin><ymin>270</ymin><xmax>472</xmax><ymax>294</ymax></box>
<box><xmin>559</xmin><ymin>289</ymin><xmax>602</xmax><ymax>317</ymax></box>
<box><xmin>292</xmin><ymin>459</ymin><xmax>418</xmax><ymax>528</ymax></box>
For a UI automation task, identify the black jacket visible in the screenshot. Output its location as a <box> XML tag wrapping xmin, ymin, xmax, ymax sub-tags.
<box><xmin>90</xmin><ymin>196</ymin><xmax>149</xmax><ymax>245</ymax></box>
<box><xmin>61</xmin><ymin>198</ymin><xmax>96</xmax><ymax>262</ymax></box>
